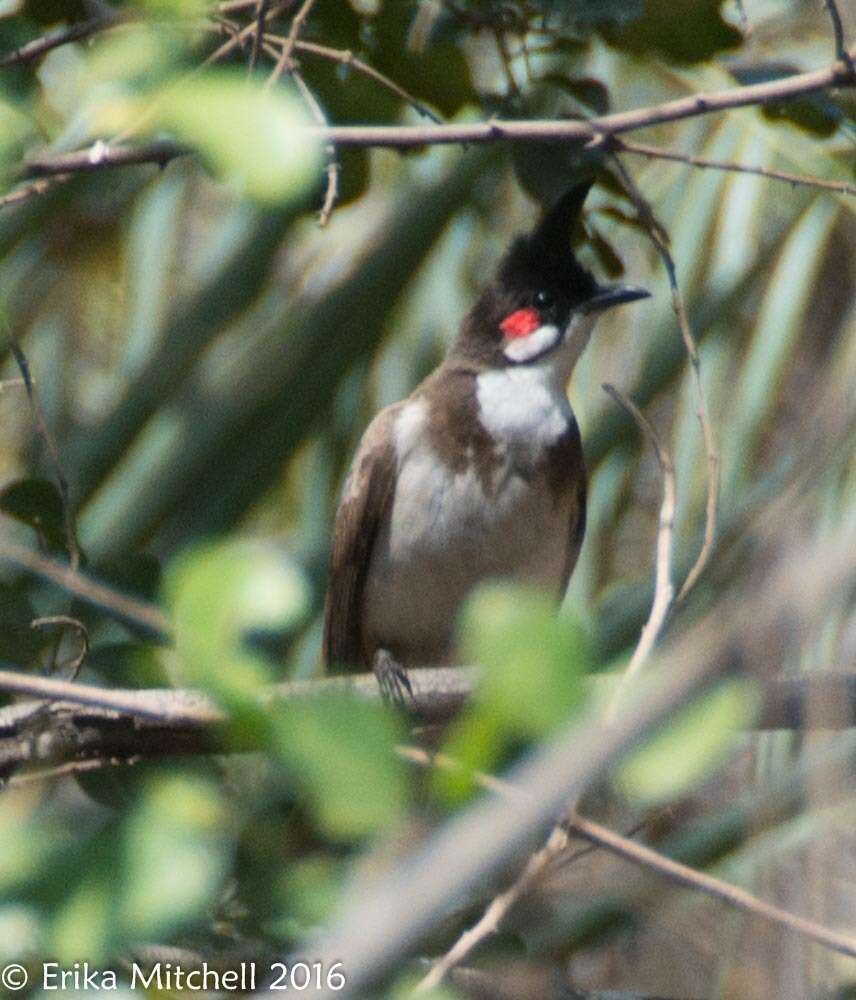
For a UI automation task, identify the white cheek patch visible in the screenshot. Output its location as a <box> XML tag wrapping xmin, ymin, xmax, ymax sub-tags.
<box><xmin>502</xmin><ymin>323</ymin><xmax>561</xmax><ymax>363</ymax></box>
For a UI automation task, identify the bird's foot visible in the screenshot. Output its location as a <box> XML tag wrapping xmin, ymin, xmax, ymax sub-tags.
<box><xmin>373</xmin><ymin>648</ymin><xmax>413</xmax><ymax>708</ymax></box>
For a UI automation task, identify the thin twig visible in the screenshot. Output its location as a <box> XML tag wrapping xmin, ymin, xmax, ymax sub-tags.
<box><xmin>617</xmin><ymin>137</ymin><xmax>856</xmax><ymax>197</ymax></box>
<box><xmin>290</xmin><ymin>69</ymin><xmax>339</xmax><ymax>225</ymax></box>
<box><xmin>248</xmin><ymin>0</ymin><xmax>270</xmax><ymax>73</ymax></box>
<box><xmin>0</xmin><ymin>176</ymin><xmax>65</xmax><ymax>211</ymax></box>
<box><xmin>0</xmin><ymin>534</ymin><xmax>169</xmax><ymax>637</ymax></box>
<box><xmin>8</xmin><ymin>341</ymin><xmax>80</xmax><ymax>571</ymax></box>
<box><xmin>280</xmin><ymin>37</ymin><xmax>442</xmax><ymax>122</ymax></box>
<box><xmin>264</xmin><ymin>0</ymin><xmax>319</xmax><ymax>92</ymax></box>
<box><xmin>403</xmin><ymin>745</ymin><xmax>856</xmax><ymax>963</ymax></box>
<box><xmin>609</xmin><ymin>154</ymin><xmax>719</xmax><ymax>603</ymax></box>
<box><xmin>823</xmin><ymin>0</ymin><xmax>856</xmax><ymax>75</ymax></box>
<box><xmin>602</xmin><ymin>384</ymin><xmax>676</xmax><ymax>714</ymax></box>
<box><xmin>30</xmin><ymin>615</ymin><xmax>90</xmax><ymax>680</ymax></box>
<box><xmin>0</xmin><ymin>14</ymin><xmax>118</xmax><ymax>67</ymax></box>
<box><xmin>569</xmin><ymin>813</ymin><xmax>856</xmax><ymax>960</ymax></box>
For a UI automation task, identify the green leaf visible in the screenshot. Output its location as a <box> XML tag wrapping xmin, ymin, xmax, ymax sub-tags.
<box><xmin>460</xmin><ymin>584</ymin><xmax>590</xmax><ymax>736</ymax></box>
<box><xmin>103</xmin><ymin>72</ymin><xmax>322</xmax><ymax>204</ymax></box>
<box><xmin>596</xmin><ymin>0</ymin><xmax>741</xmax><ymax>63</ymax></box>
<box><xmin>541</xmin><ymin>75</ymin><xmax>610</xmax><ymax>116</ymax></box>
<box><xmin>120</xmin><ymin>773</ymin><xmax>230</xmax><ymax>936</ymax></box>
<box><xmin>272</xmin><ymin>694</ymin><xmax>407</xmax><ymax>840</ymax></box>
<box><xmin>435</xmin><ymin>585</ymin><xmax>591</xmax><ymax>805</ymax></box>
<box><xmin>0</xmin><ymin>477</ymin><xmax>67</xmax><ymax>553</ymax></box>
<box><xmin>165</xmin><ymin>539</ymin><xmax>311</xmax><ymax>707</ymax></box>
<box><xmin>616</xmin><ymin>679</ymin><xmax>760</xmax><ymax>806</ymax></box>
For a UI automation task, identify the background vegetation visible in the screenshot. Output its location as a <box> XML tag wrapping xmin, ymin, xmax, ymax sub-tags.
<box><xmin>0</xmin><ymin>1</ymin><xmax>854</xmax><ymax>997</ymax></box>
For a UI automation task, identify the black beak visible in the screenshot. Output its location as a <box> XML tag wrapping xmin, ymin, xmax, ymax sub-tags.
<box><xmin>580</xmin><ymin>284</ymin><xmax>650</xmax><ymax>314</ymax></box>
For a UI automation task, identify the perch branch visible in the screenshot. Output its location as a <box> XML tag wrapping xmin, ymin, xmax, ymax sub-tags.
<box><xmin>15</xmin><ymin>44</ymin><xmax>856</xmax><ymax>182</ymax></box>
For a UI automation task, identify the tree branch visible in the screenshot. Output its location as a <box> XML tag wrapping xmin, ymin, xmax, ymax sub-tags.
<box><xmin>15</xmin><ymin>44</ymin><xmax>856</xmax><ymax>182</ymax></box>
<box><xmin>569</xmin><ymin>813</ymin><xmax>856</xmax><ymax>960</ymax></box>
<box><xmin>617</xmin><ymin>137</ymin><xmax>856</xmax><ymax>197</ymax></box>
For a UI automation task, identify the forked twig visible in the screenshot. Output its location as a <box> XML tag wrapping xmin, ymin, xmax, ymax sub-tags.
<box><xmin>290</xmin><ymin>70</ymin><xmax>339</xmax><ymax>225</ymax></box>
<box><xmin>264</xmin><ymin>0</ymin><xmax>319</xmax><ymax>91</ymax></box>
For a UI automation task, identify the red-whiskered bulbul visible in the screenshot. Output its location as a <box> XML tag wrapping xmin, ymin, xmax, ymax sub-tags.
<box><xmin>324</xmin><ymin>181</ymin><xmax>649</xmax><ymax>694</ymax></box>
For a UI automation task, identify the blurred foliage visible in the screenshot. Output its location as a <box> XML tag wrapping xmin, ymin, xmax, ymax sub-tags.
<box><xmin>0</xmin><ymin>0</ymin><xmax>854</xmax><ymax>997</ymax></box>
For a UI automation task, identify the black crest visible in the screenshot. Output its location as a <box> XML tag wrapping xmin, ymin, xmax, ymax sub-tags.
<box><xmin>451</xmin><ymin>182</ymin><xmax>598</xmax><ymax>366</ymax></box>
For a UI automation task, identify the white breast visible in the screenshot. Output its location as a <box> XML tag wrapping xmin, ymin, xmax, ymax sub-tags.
<box><xmin>362</xmin><ymin>369</ymin><xmax>576</xmax><ymax>665</ymax></box>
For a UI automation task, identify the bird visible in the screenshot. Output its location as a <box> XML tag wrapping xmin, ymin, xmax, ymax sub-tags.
<box><xmin>323</xmin><ymin>181</ymin><xmax>649</xmax><ymax>697</ymax></box>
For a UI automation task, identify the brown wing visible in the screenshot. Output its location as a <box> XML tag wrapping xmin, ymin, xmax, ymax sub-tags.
<box><xmin>323</xmin><ymin>406</ymin><xmax>399</xmax><ymax>673</ymax></box>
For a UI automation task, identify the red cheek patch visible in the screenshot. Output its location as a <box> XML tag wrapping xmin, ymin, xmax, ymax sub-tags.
<box><xmin>500</xmin><ymin>308</ymin><xmax>541</xmax><ymax>339</ymax></box>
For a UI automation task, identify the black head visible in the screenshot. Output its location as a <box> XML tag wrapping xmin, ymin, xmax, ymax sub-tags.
<box><xmin>451</xmin><ymin>181</ymin><xmax>648</xmax><ymax>369</ymax></box>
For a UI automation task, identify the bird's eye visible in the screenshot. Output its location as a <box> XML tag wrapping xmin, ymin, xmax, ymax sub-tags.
<box><xmin>534</xmin><ymin>290</ymin><xmax>553</xmax><ymax>310</ymax></box>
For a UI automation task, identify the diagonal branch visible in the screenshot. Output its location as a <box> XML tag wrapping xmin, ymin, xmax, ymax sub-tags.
<box><xmin>617</xmin><ymin>137</ymin><xmax>856</xmax><ymax>197</ymax></box>
<box><xmin>823</xmin><ymin>0</ymin><xmax>856</xmax><ymax>75</ymax></box>
<box><xmin>569</xmin><ymin>813</ymin><xmax>856</xmax><ymax>959</ymax></box>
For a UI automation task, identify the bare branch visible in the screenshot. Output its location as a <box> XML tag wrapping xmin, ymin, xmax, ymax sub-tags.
<box><xmin>248</xmin><ymin>0</ymin><xmax>271</xmax><ymax>73</ymax></box>
<box><xmin>602</xmin><ymin>384</ymin><xmax>676</xmax><ymax>714</ymax></box>
<box><xmin>23</xmin><ymin>140</ymin><xmax>185</xmax><ymax>179</ymax></box>
<box><xmin>264</xmin><ymin>0</ymin><xmax>319</xmax><ymax>91</ymax></box>
<box><xmin>617</xmin><ymin>137</ymin><xmax>856</xmax><ymax>197</ymax></box>
<box><xmin>284</xmin><ymin>38</ymin><xmax>442</xmax><ymax>122</ymax></box>
<box><xmin>290</xmin><ymin>69</ymin><xmax>339</xmax><ymax>225</ymax></box>
<box><xmin>8</xmin><ymin>341</ymin><xmax>81</xmax><ymax>571</ymax></box>
<box><xmin>569</xmin><ymin>813</ymin><xmax>856</xmax><ymax>960</ymax></box>
<box><xmin>0</xmin><ymin>534</ymin><xmax>169</xmax><ymax>638</ymax></box>
<box><xmin>0</xmin><ymin>14</ymin><xmax>118</xmax><ymax>67</ymax></box>
<box><xmin>823</xmin><ymin>0</ymin><xmax>856</xmax><ymax>75</ymax></box>
<box><xmin>16</xmin><ymin>44</ymin><xmax>856</xmax><ymax>183</ymax></box>
<box><xmin>607</xmin><ymin>154</ymin><xmax>719</xmax><ymax>604</ymax></box>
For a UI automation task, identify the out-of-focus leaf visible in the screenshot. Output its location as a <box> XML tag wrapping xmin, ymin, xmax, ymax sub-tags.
<box><xmin>761</xmin><ymin>100</ymin><xmax>839</xmax><ymax>138</ymax></box>
<box><xmin>272</xmin><ymin>694</ymin><xmax>407</xmax><ymax>840</ymax></box>
<box><xmin>541</xmin><ymin>75</ymin><xmax>610</xmax><ymax>115</ymax></box>
<box><xmin>570</xmin><ymin>0</ymin><xmax>644</xmax><ymax>25</ymax></box>
<box><xmin>121</xmin><ymin>773</ymin><xmax>230</xmax><ymax>937</ymax></box>
<box><xmin>461</xmin><ymin>584</ymin><xmax>590</xmax><ymax>735</ymax></box>
<box><xmin>0</xmin><ymin>98</ymin><xmax>34</xmax><ymax>169</ymax></box>
<box><xmin>0</xmin><ymin>582</ymin><xmax>42</xmax><ymax>664</ymax></box>
<box><xmin>0</xmin><ymin>477</ymin><xmax>66</xmax><ymax>552</ymax></box>
<box><xmin>93</xmin><ymin>67</ymin><xmax>320</xmax><ymax>204</ymax></box>
<box><xmin>23</xmin><ymin>0</ymin><xmax>87</xmax><ymax>24</ymax></box>
<box><xmin>51</xmin><ymin>880</ymin><xmax>112</xmax><ymax>965</ymax></box>
<box><xmin>616</xmin><ymin>679</ymin><xmax>759</xmax><ymax>806</ymax></box>
<box><xmin>0</xmin><ymin>905</ymin><xmax>41</xmax><ymax>964</ymax></box>
<box><xmin>165</xmin><ymin>540</ymin><xmax>311</xmax><ymax>706</ymax></box>
<box><xmin>436</xmin><ymin>584</ymin><xmax>590</xmax><ymax>804</ymax></box>
<box><xmin>588</xmin><ymin>224</ymin><xmax>625</xmax><ymax>277</ymax></box>
<box><xmin>596</xmin><ymin>0</ymin><xmax>741</xmax><ymax>63</ymax></box>
<box><xmin>139</xmin><ymin>73</ymin><xmax>321</xmax><ymax>204</ymax></box>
